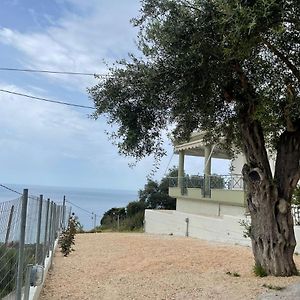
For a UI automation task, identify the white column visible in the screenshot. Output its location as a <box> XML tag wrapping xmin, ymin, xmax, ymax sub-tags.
<box><xmin>178</xmin><ymin>150</ymin><xmax>185</xmax><ymax>191</ymax></box>
<box><xmin>204</xmin><ymin>145</ymin><xmax>212</xmax><ymax>197</ymax></box>
<box><xmin>204</xmin><ymin>145</ymin><xmax>212</xmax><ymax>177</ymax></box>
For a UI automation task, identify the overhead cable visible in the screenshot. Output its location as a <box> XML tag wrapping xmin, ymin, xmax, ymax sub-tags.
<box><xmin>0</xmin><ymin>67</ymin><xmax>110</xmax><ymax>77</ymax></box>
<box><xmin>0</xmin><ymin>89</ymin><xmax>96</xmax><ymax>110</ymax></box>
<box><xmin>163</xmin><ymin>152</ymin><xmax>174</xmax><ymax>176</ymax></box>
<box><xmin>0</xmin><ymin>184</ymin><xmax>23</xmax><ymax>195</ymax></box>
<box><xmin>65</xmin><ymin>199</ymin><xmax>98</xmax><ymax>217</ymax></box>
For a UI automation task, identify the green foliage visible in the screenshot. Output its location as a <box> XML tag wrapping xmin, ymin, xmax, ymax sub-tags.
<box><xmin>292</xmin><ymin>186</ymin><xmax>300</xmax><ymax>205</ymax></box>
<box><xmin>100</xmin><ymin>207</ymin><xmax>126</xmax><ymax>227</ymax></box>
<box><xmin>121</xmin><ymin>211</ymin><xmax>145</xmax><ymax>231</ymax></box>
<box><xmin>59</xmin><ymin>214</ymin><xmax>79</xmax><ymax>257</ymax></box>
<box><xmin>239</xmin><ymin>219</ymin><xmax>252</xmax><ymax>238</ymax></box>
<box><xmin>253</xmin><ymin>264</ymin><xmax>268</xmax><ymax>277</ymax></box>
<box><xmin>89</xmin><ymin>0</ymin><xmax>300</xmax><ymax>158</ymax></box>
<box><xmin>127</xmin><ymin>201</ymin><xmax>146</xmax><ymax>217</ymax></box>
<box><xmin>0</xmin><ymin>243</ymin><xmax>36</xmax><ymax>298</ymax></box>
<box><xmin>100</xmin><ymin>168</ymin><xmax>177</xmax><ymax>231</ymax></box>
<box><xmin>139</xmin><ymin>167</ymin><xmax>177</xmax><ymax>210</ymax></box>
<box><xmin>0</xmin><ymin>245</ymin><xmax>18</xmax><ymax>298</ymax></box>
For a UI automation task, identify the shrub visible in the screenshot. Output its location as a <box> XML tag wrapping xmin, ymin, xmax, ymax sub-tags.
<box><xmin>59</xmin><ymin>214</ymin><xmax>78</xmax><ymax>256</ymax></box>
<box><xmin>121</xmin><ymin>211</ymin><xmax>144</xmax><ymax>231</ymax></box>
<box><xmin>0</xmin><ymin>245</ymin><xmax>18</xmax><ymax>298</ymax></box>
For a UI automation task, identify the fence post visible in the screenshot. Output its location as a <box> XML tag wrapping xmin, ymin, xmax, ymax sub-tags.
<box><xmin>4</xmin><ymin>204</ymin><xmax>14</xmax><ymax>245</ymax></box>
<box><xmin>62</xmin><ymin>196</ymin><xmax>66</xmax><ymax>230</ymax></box>
<box><xmin>16</xmin><ymin>189</ymin><xmax>28</xmax><ymax>300</ymax></box>
<box><xmin>52</xmin><ymin>203</ymin><xmax>57</xmax><ymax>248</ymax></box>
<box><xmin>117</xmin><ymin>214</ymin><xmax>119</xmax><ymax>232</ymax></box>
<box><xmin>43</xmin><ymin>199</ymin><xmax>50</xmax><ymax>264</ymax></box>
<box><xmin>50</xmin><ymin>203</ymin><xmax>57</xmax><ymax>269</ymax></box>
<box><xmin>48</xmin><ymin>201</ymin><xmax>53</xmax><ymax>256</ymax></box>
<box><xmin>23</xmin><ymin>264</ymin><xmax>33</xmax><ymax>300</ymax></box>
<box><xmin>35</xmin><ymin>195</ymin><xmax>43</xmax><ymax>265</ymax></box>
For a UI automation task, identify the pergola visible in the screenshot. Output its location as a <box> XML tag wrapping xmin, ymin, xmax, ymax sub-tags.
<box><xmin>173</xmin><ymin>132</ymin><xmax>231</xmax><ymax>195</ymax></box>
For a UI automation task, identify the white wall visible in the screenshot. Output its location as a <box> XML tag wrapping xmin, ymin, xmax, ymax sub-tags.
<box><xmin>231</xmin><ymin>152</ymin><xmax>276</xmax><ymax>175</ymax></box>
<box><xmin>145</xmin><ymin>209</ymin><xmax>300</xmax><ymax>252</ymax></box>
<box><xmin>176</xmin><ymin>198</ymin><xmax>245</xmax><ymax>217</ymax></box>
<box><xmin>231</xmin><ymin>153</ymin><xmax>246</xmax><ymax>174</ymax></box>
<box><xmin>145</xmin><ymin>209</ymin><xmax>251</xmax><ymax>247</ymax></box>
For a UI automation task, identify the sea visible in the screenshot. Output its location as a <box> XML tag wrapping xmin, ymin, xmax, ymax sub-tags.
<box><xmin>0</xmin><ymin>184</ymin><xmax>138</xmax><ymax>230</ymax></box>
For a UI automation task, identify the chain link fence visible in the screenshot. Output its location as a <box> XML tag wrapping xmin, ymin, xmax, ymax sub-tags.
<box><xmin>0</xmin><ymin>189</ymin><xmax>68</xmax><ymax>300</ymax></box>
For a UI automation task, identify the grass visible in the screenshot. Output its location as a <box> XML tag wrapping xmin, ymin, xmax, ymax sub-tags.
<box><xmin>225</xmin><ymin>271</ymin><xmax>241</xmax><ymax>277</ymax></box>
<box><xmin>262</xmin><ymin>284</ymin><xmax>285</xmax><ymax>291</ymax></box>
<box><xmin>253</xmin><ymin>264</ymin><xmax>268</xmax><ymax>277</ymax></box>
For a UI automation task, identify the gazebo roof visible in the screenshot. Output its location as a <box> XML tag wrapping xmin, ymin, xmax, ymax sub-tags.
<box><xmin>174</xmin><ymin>132</ymin><xmax>231</xmax><ymax>159</ymax></box>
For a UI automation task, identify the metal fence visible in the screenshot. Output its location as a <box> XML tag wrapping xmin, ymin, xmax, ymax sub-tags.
<box><xmin>169</xmin><ymin>174</ymin><xmax>244</xmax><ymax>191</ymax></box>
<box><xmin>0</xmin><ymin>189</ymin><xmax>67</xmax><ymax>300</ymax></box>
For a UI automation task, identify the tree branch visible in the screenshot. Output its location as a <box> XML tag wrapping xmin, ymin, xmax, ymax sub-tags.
<box><xmin>262</xmin><ymin>37</ymin><xmax>300</xmax><ymax>83</ymax></box>
<box><xmin>178</xmin><ymin>0</ymin><xmax>202</xmax><ymax>12</ymax></box>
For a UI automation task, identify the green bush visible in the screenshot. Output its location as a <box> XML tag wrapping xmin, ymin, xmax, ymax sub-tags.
<box><xmin>121</xmin><ymin>211</ymin><xmax>145</xmax><ymax>231</ymax></box>
<box><xmin>0</xmin><ymin>245</ymin><xmax>18</xmax><ymax>298</ymax></box>
<box><xmin>59</xmin><ymin>215</ymin><xmax>78</xmax><ymax>256</ymax></box>
<box><xmin>292</xmin><ymin>186</ymin><xmax>300</xmax><ymax>205</ymax></box>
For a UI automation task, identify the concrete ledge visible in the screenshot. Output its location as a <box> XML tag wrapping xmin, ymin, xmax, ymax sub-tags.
<box><xmin>145</xmin><ymin>209</ymin><xmax>300</xmax><ymax>252</ymax></box>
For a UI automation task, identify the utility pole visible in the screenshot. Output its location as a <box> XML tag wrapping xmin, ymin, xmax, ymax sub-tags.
<box><xmin>117</xmin><ymin>214</ymin><xmax>120</xmax><ymax>231</ymax></box>
<box><xmin>93</xmin><ymin>213</ymin><xmax>96</xmax><ymax>232</ymax></box>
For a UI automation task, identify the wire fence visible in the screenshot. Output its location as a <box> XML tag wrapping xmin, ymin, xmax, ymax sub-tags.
<box><xmin>0</xmin><ymin>189</ymin><xmax>68</xmax><ymax>300</ymax></box>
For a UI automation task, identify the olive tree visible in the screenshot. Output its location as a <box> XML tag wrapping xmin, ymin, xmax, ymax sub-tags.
<box><xmin>89</xmin><ymin>0</ymin><xmax>300</xmax><ymax>275</ymax></box>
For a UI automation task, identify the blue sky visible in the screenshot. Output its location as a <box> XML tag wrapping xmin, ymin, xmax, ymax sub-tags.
<box><xmin>0</xmin><ymin>0</ymin><xmax>229</xmax><ymax>191</ymax></box>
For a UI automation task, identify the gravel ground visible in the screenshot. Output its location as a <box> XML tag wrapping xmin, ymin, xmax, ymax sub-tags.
<box><xmin>39</xmin><ymin>233</ymin><xmax>300</xmax><ymax>300</ymax></box>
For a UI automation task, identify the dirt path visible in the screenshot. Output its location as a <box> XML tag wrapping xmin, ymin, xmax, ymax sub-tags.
<box><xmin>40</xmin><ymin>233</ymin><xmax>300</xmax><ymax>300</ymax></box>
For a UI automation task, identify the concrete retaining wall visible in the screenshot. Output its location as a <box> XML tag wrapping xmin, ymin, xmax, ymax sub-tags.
<box><xmin>176</xmin><ymin>198</ymin><xmax>245</xmax><ymax>217</ymax></box>
<box><xmin>145</xmin><ymin>209</ymin><xmax>300</xmax><ymax>252</ymax></box>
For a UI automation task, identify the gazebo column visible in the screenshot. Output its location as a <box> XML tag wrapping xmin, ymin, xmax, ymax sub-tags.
<box><xmin>204</xmin><ymin>145</ymin><xmax>212</xmax><ymax>197</ymax></box>
<box><xmin>178</xmin><ymin>150</ymin><xmax>185</xmax><ymax>194</ymax></box>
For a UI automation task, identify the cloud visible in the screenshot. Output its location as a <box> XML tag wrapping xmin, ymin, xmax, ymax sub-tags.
<box><xmin>0</xmin><ymin>83</ymin><xmax>115</xmax><ymax>183</ymax></box>
<box><xmin>0</xmin><ymin>1</ymin><xmax>230</xmax><ymax>190</ymax></box>
<box><xmin>0</xmin><ymin>82</ymin><xmax>174</xmax><ymax>189</ymax></box>
<box><xmin>0</xmin><ymin>0</ymin><xmax>140</xmax><ymax>91</ymax></box>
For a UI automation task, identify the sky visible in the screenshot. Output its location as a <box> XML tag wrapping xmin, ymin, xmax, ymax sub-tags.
<box><xmin>0</xmin><ymin>0</ymin><xmax>230</xmax><ymax>191</ymax></box>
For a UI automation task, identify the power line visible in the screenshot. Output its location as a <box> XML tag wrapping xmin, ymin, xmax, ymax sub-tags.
<box><xmin>0</xmin><ymin>184</ymin><xmax>23</xmax><ymax>196</ymax></box>
<box><xmin>0</xmin><ymin>67</ymin><xmax>110</xmax><ymax>77</ymax></box>
<box><xmin>163</xmin><ymin>152</ymin><xmax>174</xmax><ymax>176</ymax></box>
<box><xmin>0</xmin><ymin>89</ymin><xmax>96</xmax><ymax>110</ymax></box>
<box><xmin>65</xmin><ymin>199</ymin><xmax>98</xmax><ymax>217</ymax></box>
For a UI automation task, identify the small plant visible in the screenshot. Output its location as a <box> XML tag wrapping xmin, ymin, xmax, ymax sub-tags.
<box><xmin>262</xmin><ymin>284</ymin><xmax>285</xmax><ymax>291</ymax></box>
<box><xmin>253</xmin><ymin>264</ymin><xmax>267</xmax><ymax>277</ymax></box>
<box><xmin>239</xmin><ymin>219</ymin><xmax>251</xmax><ymax>238</ymax></box>
<box><xmin>225</xmin><ymin>271</ymin><xmax>241</xmax><ymax>277</ymax></box>
<box><xmin>292</xmin><ymin>186</ymin><xmax>300</xmax><ymax>206</ymax></box>
<box><xmin>59</xmin><ymin>213</ymin><xmax>79</xmax><ymax>257</ymax></box>
<box><xmin>295</xmin><ymin>252</ymin><xmax>299</xmax><ymax>256</ymax></box>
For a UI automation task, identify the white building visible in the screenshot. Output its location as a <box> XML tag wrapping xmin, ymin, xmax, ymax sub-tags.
<box><xmin>144</xmin><ymin>132</ymin><xmax>300</xmax><ymax>250</ymax></box>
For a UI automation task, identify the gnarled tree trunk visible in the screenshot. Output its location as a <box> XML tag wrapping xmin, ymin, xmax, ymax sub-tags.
<box><xmin>229</xmin><ymin>59</ymin><xmax>300</xmax><ymax>276</ymax></box>
<box><xmin>241</xmin><ymin>120</ymin><xmax>300</xmax><ymax>276</ymax></box>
